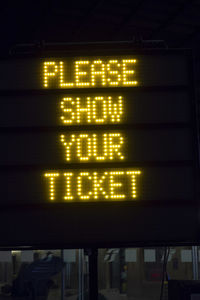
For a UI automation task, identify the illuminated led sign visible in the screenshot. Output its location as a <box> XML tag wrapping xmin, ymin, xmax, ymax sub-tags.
<box><xmin>0</xmin><ymin>44</ymin><xmax>199</xmax><ymax>249</ymax></box>
<box><xmin>60</xmin><ymin>95</ymin><xmax>124</xmax><ymax>124</ymax></box>
<box><xmin>0</xmin><ymin>53</ymin><xmax>189</xmax><ymax>90</ymax></box>
<box><xmin>0</xmin><ymin>48</ymin><xmax>198</xmax><ymax>248</ymax></box>
<box><xmin>0</xmin><ymin>51</ymin><xmax>197</xmax><ymax>208</ymax></box>
<box><xmin>42</xmin><ymin>57</ymin><xmax>142</xmax><ymax>201</ymax></box>
<box><xmin>43</xmin><ymin>59</ymin><xmax>137</xmax><ymax>88</ymax></box>
<box><xmin>35</xmin><ymin>55</ymin><xmax>193</xmax><ymax>203</ymax></box>
<box><xmin>44</xmin><ymin>170</ymin><xmax>141</xmax><ymax>201</ymax></box>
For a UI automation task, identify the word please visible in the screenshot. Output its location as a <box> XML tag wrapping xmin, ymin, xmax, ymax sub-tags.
<box><xmin>60</xmin><ymin>95</ymin><xmax>123</xmax><ymax>124</ymax></box>
<box><xmin>60</xmin><ymin>133</ymin><xmax>125</xmax><ymax>161</ymax></box>
<box><xmin>43</xmin><ymin>59</ymin><xmax>137</xmax><ymax>88</ymax></box>
<box><xmin>44</xmin><ymin>170</ymin><xmax>141</xmax><ymax>201</ymax></box>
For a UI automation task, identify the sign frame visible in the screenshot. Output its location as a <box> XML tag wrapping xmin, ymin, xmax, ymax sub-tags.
<box><xmin>0</xmin><ymin>45</ymin><xmax>199</xmax><ymax>248</ymax></box>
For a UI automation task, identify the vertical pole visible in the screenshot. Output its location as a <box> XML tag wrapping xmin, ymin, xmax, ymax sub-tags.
<box><xmin>119</xmin><ymin>249</ymin><xmax>126</xmax><ymax>294</ymax></box>
<box><xmin>82</xmin><ymin>251</ymin><xmax>84</xmax><ymax>299</ymax></box>
<box><xmin>61</xmin><ymin>250</ymin><xmax>65</xmax><ymax>300</ymax></box>
<box><xmin>192</xmin><ymin>246</ymin><xmax>199</xmax><ymax>280</ymax></box>
<box><xmin>88</xmin><ymin>248</ymin><xmax>98</xmax><ymax>300</ymax></box>
<box><xmin>79</xmin><ymin>249</ymin><xmax>84</xmax><ymax>300</ymax></box>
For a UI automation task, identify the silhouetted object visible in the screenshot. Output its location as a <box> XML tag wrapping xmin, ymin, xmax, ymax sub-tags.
<box><xmin>77</xmin><ymin>291</ymin><xmax>107</xmax><ymax>300</ymax></box>
<box><xmin>168</xmin><ymin>280</ymin><xmax>200</xmax><ymax>300</ymax></box>
<box><xmin>12</xmin><ymin>253</ymin><xmax>64</xmax><ymax>299</ymax></box>
<box><xmin>1</xmin><ymin>283</ymin><xmax>12</xmax><ymax>295</ymax></box>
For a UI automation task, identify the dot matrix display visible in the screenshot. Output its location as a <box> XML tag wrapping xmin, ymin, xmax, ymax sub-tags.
<box><xmin>0</xmin><ymin>52</ymin><xmax>195</xmax><ymax>205</ymax></box>
<box><xmin>44</xmin><ymin>170</ymin><xmax>141</xmax><ymax>201</ymax></box>
<box><xmin>60</xmin><ymin>132</ymin><xmax>125</xmax><ymax>162</ymax></box>
<box><xmin>0</xmin><ymin>49</ymin><xmax>197</xmax><ymax>248</ymax></box>
<box><xmin>60</xmin><ymin>95</ymin><xmax>124</xmax><ymax>124</ymax></box>
<box><xmin>43</xmin><ymin>56</ymin><xmax>141</xmax><ymax>202</ymax></box>
<box><xmin>43</xmin><ymin>58</ymin><xmax>138</xmax><ymax>88</ymax></box>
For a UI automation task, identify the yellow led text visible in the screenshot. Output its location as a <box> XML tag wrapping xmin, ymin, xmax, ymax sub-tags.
<box><xmin>60</xmin><ymin>95</ymin><xmax>123</xmax><ymax>124</ymax></box>
<box><xmin>43</xmin><ymin>59</ymin><xmax>137</xmax><ymax>88</ymax></box>
<box><xmin>44</xmin><ymin>170</ymin><xmax>141</xmax><ymax>201</ymax></box>
<box><xmin>44</xmin><ymin>173</ymin><xmax>60</xmax><ymax>201</ymax></box>
<box><xmin>60</xmin><ymin>132</ymin><xmax>125</xmax><ymax>161</ymax></box>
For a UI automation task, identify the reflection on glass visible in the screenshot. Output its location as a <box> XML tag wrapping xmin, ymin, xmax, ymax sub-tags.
<box><xmin>0</xmin><ymin>249</ymin><xmax>90</xmax><ymax>300</ymax></box>
<box><xmin>12</xmin><ymin>250</ymin><xmax>63</xmax><ymax>299</ymax></box>
<box><xmin>98</xmin><ymin>247</ymin><xmax>194</xmax><ymax>300</ymax></box>
<box><xmin>0</xmin><ymin>250</ymin><xmax>63</xmax><ymax>299</ymax></box>
<box><xmin>0</xmin><ymin>247</ymin><xmax>195</xmax><ymax>300</ymax></box>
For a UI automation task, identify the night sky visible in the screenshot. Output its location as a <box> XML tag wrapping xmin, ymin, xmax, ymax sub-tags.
<box><xmin>1</xmin><ymin>0</ymin><xmax>200</xmax><ymax>55</ymax></box>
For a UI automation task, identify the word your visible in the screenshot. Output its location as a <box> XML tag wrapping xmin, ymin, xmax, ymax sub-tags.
<box><xmin>60</xmin><ymin>95</ymin><xmax>123</xmax><ymax>124</ymax></box>
<box><xmin>44</xmin><ymin>59</ymin><xmax>137</xmax><ymax>88</ymax></box>
<box><xmin>44</xmin><ymin>170</ymin><xmax>141</xmax><ymax>201</ymax></box>
<box><xmin>60</xmin><ymin>132</ymin><xmax>125</xmax><ymax>161</ymax></box>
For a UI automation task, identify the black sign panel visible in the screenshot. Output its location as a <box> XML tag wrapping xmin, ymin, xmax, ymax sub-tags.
<box><xmin>0</xmin><ymin>54</ymin><xmax>188</xmax><ymax>89</ymax></box>
<box><xmin>0</xmin><ymin>48</ymin><xmax>198</xmax><ymax>248</ymax></box>
<box><xmin>0</xmin><ymin>91</ymin><xmax>191</xmax><ymax>126</ymax></box>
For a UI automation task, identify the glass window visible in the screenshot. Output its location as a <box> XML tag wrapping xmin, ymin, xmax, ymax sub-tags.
<box><xmin>0</xmin><ymin>249</ymin><xmax>89</xmax><ymax>300</ymax></box>
<box><xmin>0</xmin><ymin>247</ymin><xmax>196</xmax><ymax>300</ymax></box>
<box><xmin>98</xmin><ymin>247</ymin><xmax>194</xmax><ymax>300</ymax></box>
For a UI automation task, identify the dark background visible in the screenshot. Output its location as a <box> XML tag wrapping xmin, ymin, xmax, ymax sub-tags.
<box><xmin>1</xmin><ymin>0</ymin><xmax>200</xmax><ymax>51</ymax></box>
<box><xmin>1</xmin><ymin>0</ymin><xmax>200</xmax><ymax>97</ymax></box>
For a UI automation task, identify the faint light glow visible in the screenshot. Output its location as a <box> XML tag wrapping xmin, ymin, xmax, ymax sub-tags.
<box><xmin>11</xmin><ymin>251</ymin><xmax>21</xmax><ymax>255</ymax></box>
